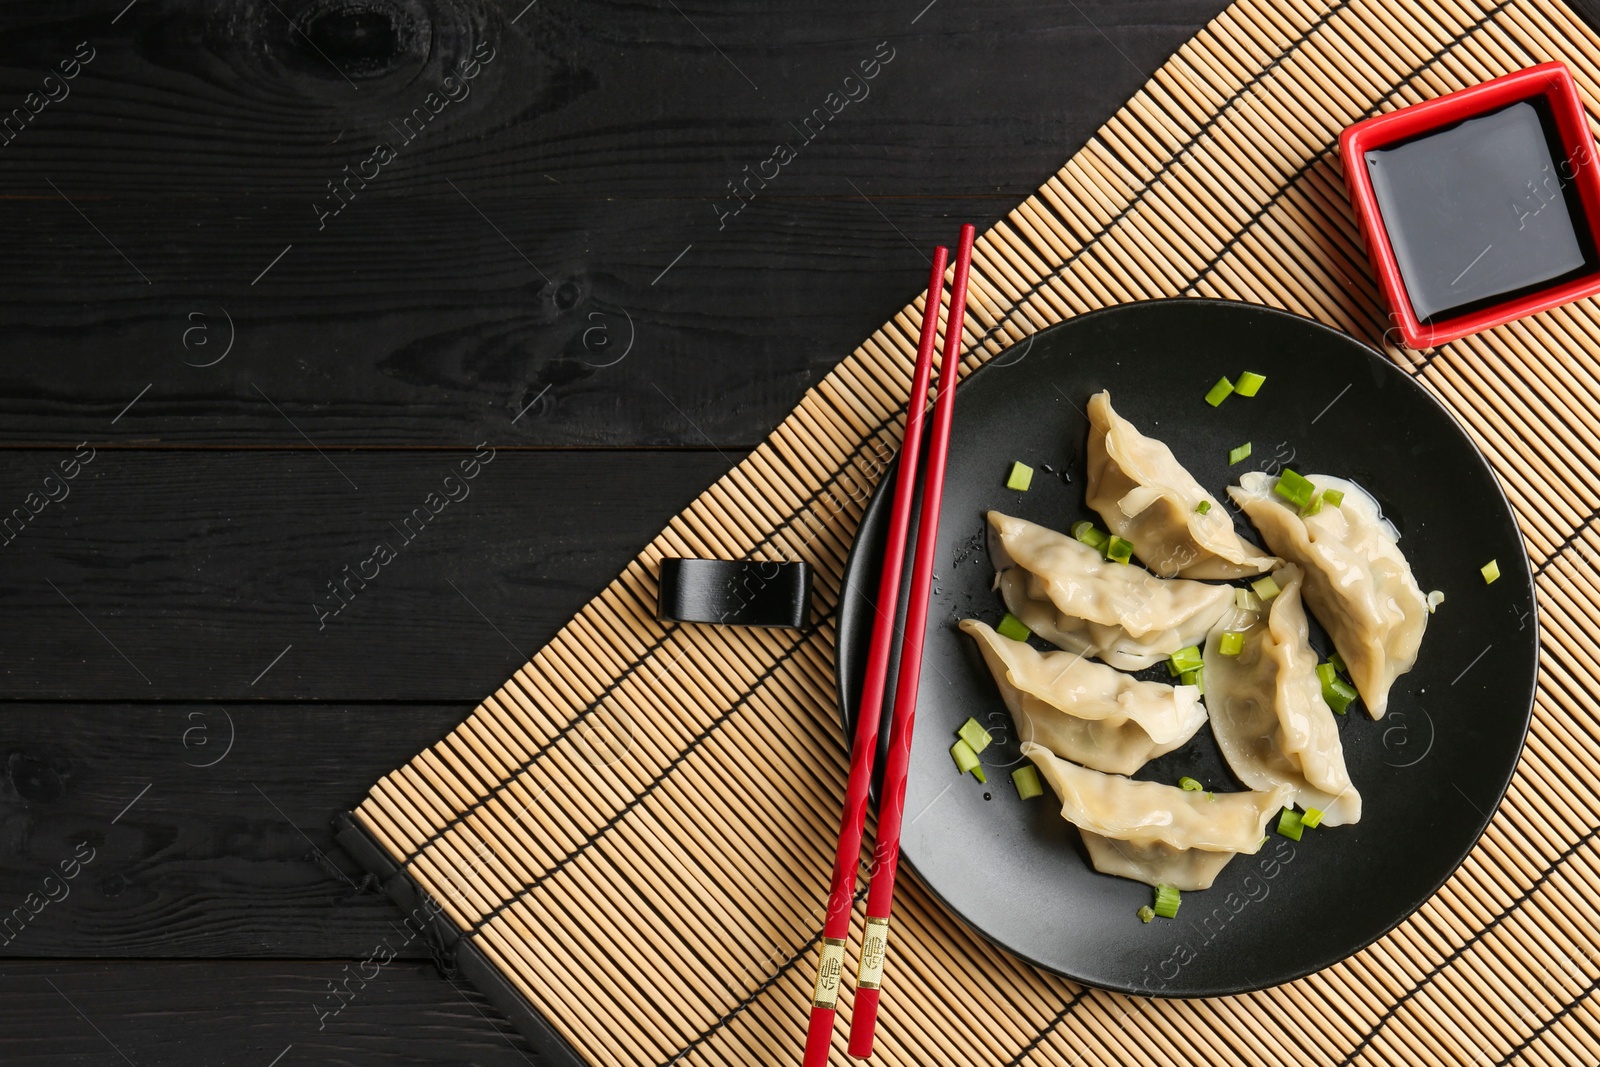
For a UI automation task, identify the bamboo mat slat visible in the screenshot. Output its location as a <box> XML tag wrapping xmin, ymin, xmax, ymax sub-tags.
<box><xmin>344</xmin><ymin>0</ymin><xmax>1600</xmax><ymax>1062</ymax></box>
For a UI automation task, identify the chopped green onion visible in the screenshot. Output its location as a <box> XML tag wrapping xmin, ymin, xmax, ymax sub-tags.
<box><xmin>1180</xmin><ymin>668</ymin><xmax>1204</xmax><ymax>696</ymax></box>
<box><xmin>1301</xmin><ymin>807</ymin><xmax>1325</xmax><ymax>829</ymax></box>
<box><xmin>996</xmin><ymin>613</ymin><xmax>1032</xmax><ymax>643</ymax></box>
<box><xmin>1482</xmin><ymin>559</ymin><xmax>1501</xmax><ymax>584</ymax></box>
<box><xmin>1153</xmin><ymin>883</ymin><xmax>1182</xmax><ymax>918</ymax></box>
<box><xmin>1071</xmin><ymin>520</ymin><xmax>1109</xmax><ymax>550</ymax></box>
<box><xmin>1252</xmin><ymin>574</ymin><xmax>1282</xmax><ymax>601</ymax></box>
<box><xmin>1323</xmin><ymin>488</ymin><xmax>1345</xmax><ymax>508</ymax></box>
<box><xmin>1277</xmin><ymin>808</ymin><xmax>1305</xmax><ymax>841</ymax></box>
<box><xmin>971</xmin><ymin>765</ymin><xmax>987</xmax><ymax>784</ymax></box>
<box><xmin>1165</xmin><ymin>658</ymin><xmax>1181</xmax><ymax>677</ymax></box>
<box><xmin>1274</xmin><ymin>469</ymin><xmax>1316</xmax><ymax>510</ymax></box>
<box><xmin>950</xmin><ymin>738</ymin><xmax>980</xmax><ymax>776</ymax></box>
<box><xmin>1228</xmin><ymin>442</ymin><xmax>1252</xmax><ymax>465</ymax></box>
<box><xmin>1195</xmin><ymin>499</ymin><xmax>1212</xmax><ymax>515</ymax></box>
<box><xmin>1205</xmin><ymin>377</ymin><xmax>1235</xmax><ymax>407</ymax></box>
<box><xmin>1006</xmin><ymin>461</ymin><xmax>1034</xmax><ymax>491</ymax></box>
<box><xmin>1329</xmin><ymin>651</ymin><xmax>1348</xmax><ymax>675</ymax></box>
<box><xmin>1315</xmin><ymin>662</ymin><xmax>1338</xmax><ymax>689</ymax></box>
<box><xmin>1011</xmin><ymin>764</ymin><xmax>1044</xmax><ymax>800</ymax></box>
<box><xmin>1301</xmin><ymin>491</ymin><xmax>1324</xmax><ymax>517</ymax></box>
<box><xmin>1105</xmin><ymin>536</ymin><xmax>1135</xmax><ymax>565</ymax></box>
<box><xmin>1426</xmin><ymin>590</ymin><xmax>1445</xmax><ymax>614</ymax></box>
<box><xmin>1138</xmin><ymin>905</ymin><xmax>1155</xmax><ymax>923</ymax></box>
<box><xmin>1235</xmin><ymin>588</ymin><xmax>1263</xmax><ymax>611</ymax></box>
<box><xmin>1234</xmin><ymin>371</ymin><xmax>1267</xmax><ymax>397</ymax></box>
<box><xmin>1218</xmin><ymin>631</ymin><xmax>1246</xmax><ymax>656</ymax></box>
<box><xmin>1168</xmin><ymin>645</ymin><xmax>1203</xmax><ymax>674</ymax></box>
<box><xmin>1324</xmin><ymin>677</ymin><xmax>1358</xmax><ymax>715</ymax></box>
<box><xmin>957</xmin><ymin>717</ymin><xmax>993</xmax><ymax>754</ymax></box>
<box><xmin>1179</xmin><ymin>777</ymin><xmax>1205</xmax><ymax>792</ymax></box>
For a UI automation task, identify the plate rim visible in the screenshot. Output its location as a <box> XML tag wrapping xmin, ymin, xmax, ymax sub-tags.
<box><xmin>833</xmin><ymin>296</ymin><xmax>1540</xmax><ymax>998</ymax></box>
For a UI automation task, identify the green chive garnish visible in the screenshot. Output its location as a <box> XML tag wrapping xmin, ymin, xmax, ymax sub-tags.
<box><xmin>1007</xmin><ymin>461</ymin><xmax>1034</xmax><ymax>491</ymax></box>
<box><xmin>1195</xmin><ymin>499</ymin><xmax>1212</xmax><ymax>515</ymax></box>
<box><xmin>1228</xmin><ymin>442</ymin><xmax>1252</xmax><ymax>465</ymax></box>
<box><xmin>1277</xmin><ymin>808</ymin><xmax>1304</xmax><ymax>841</ymax></box>
<box><xmin>1205</xmin><ymin>377</ymin><xmax>1235</xmax><ymax>407</ymax></box>
<box><xmin>1274</xmin><ymin>469</ymin><xmax>1316</xmax><ymax>510</ymax></box>
<box><xmin>1234</xmin><ymin>588</ymin><xmax>1263</xmax><ymax>611</ymax></box>
<box><xmin>1252</xmin><ymin>575</ymin><xmax>1281</xmax><ymax>601</ymax></box>
<box><xmin>996</xmin><ymin>613</ymin><xmax>1032</xmax><ymax>643</ymax></box>
<box><xmin>1012</xmin><ymin>764</ymin><xmax>1043</xmax><ymax>800</ymax></box>
<box><xmin>1301</xmin><ymin>807</ymin><xmax>1325</xmax><ymax>829</ymax></box>
<box><xmin>1329</xmin><ymin>651</ymin><xmax>1348</xmax><ymax>675</ymax></box>
<box><xmin>1180</xmin><ymin>668</ymin><xmax>1204</xmax><ymax>696</ymax></box>
<box><xmin>1301</xmin><ymin>491</ymin><xmax>1324</xmax><ymax>517</ymax></box>
<box><xmin>957</xmin><ymin>717</ymin><xmax>992</xmax><ymax>754</ymax></box>
<box><xmin>1219</xmin><ymin>631</ymin><xmax>1245</xmax><ymax>656</ymax></box>
<box><xmin>971</xmin><ymin>765</ymin><xmax>987</xmax><ymax>784</ymax></box>
<box><xmin>1234</xmin><ymin>371</ymin><xmax>1267</xmax><ymax>397</ymax></box>
<box><xmin>1071</xmin><ymin>520</ymin><xmax>1109</xmax><ymax>550</ymax></box>
<box><xmin>1318</xmin><ymin>659</ymin><xmax>1358</xmax><ymax>712</ymax></box>
<box><xmin>950</xmin><ymin>738</ymin><xmax>980</xmax><ymax>776</ymax></box>
<box><xmin>1138</xmin><ymin>905</ymin><xmax>1155</xmax><ymax>923</ymax></box>
<box><xmin>1323</xmin><ymin>488</ymin><xmax>1345</xmax><ymax>508</ymax></box>
<box><xmin>1324</xmin><ymin>677</ymin><xmax>1358</xmax><ymax>715</ymax></box>
<box><xmin>1168</xmin><ymin>645</ymin><xmax>1203</xmax><ymax>674</ymax></box>
<box><xmin>1482</xmin><ymin>559</ymin><xmax>1501</xmax><ymax>584</ymax></box>
<box><xmin>1105</xmin><ymin>536</ymin><xmax>1135</xmax><ymax>565</ymax></box>
<box><xmin>1179</xmin><ymin>776</ymin><xmax>1205</xmax><ymax>792</ymax></box>
<box><xmin>1153</xmin><ymin>883</ymin><xmax>1181</xmax><ymax>918</ymax></box>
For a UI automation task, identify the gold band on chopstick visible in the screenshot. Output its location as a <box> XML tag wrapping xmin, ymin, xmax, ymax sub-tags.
<box><xmin>811</xmin><ymin>937</ymin><xmax>847</xmax><ymax>1009</ymax></box>
<box><xmin>855</xmin><ymin>916</ymin><xmax>890</xmax><ymax>990</ymax></box>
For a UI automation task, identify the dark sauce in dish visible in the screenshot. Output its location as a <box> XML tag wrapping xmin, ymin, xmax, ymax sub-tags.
<box><xmin>1364</xmin><ymin>99</ymin><xmax>1596</xmax><ymax>323</ymax></box>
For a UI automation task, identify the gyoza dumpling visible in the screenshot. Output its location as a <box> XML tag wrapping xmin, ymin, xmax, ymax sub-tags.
<box><xmin>988</xmin><ymin>511</ymin><xmax>1232</xmax><ymax>671</ymax></box>
<box><xmin>960</xmin><ymin>619</ymin><xmax>1206</xmax><ymax>775</ymax></box>
<box><xmin>1022</xmin><ymin>742</ymin><xmax>1292</xmax><ymax>890</ymax></box>
<box><xmin>1201</xmin><ymin>564</ymin><xmax>1361</xmax><ymax>826</ymax></box>
<box><xmin>1229</xmin><ymin>471</ymin><xmax>1427</xmax><ymax>719</ymax></box>
<box><xmin>1086</xmin><ymin>390</ymin><xmax>1279</xmax><ymax>579</ymax></box>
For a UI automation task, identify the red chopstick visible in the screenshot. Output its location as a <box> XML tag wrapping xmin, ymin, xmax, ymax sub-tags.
<box><xmin>848</xmin><ymin>222</ymin><xmax>976</xmax><ymax>1059</ymax></box>
<box><xmin>801</xmin><ymin>245</ymin><xmax>950</xmax><ymax>1067</ymax></box>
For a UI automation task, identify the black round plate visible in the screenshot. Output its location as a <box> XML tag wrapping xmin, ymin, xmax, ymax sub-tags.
<box><xmin>836</xmin><ymin>299</ymin><xmax>1537</xmax><ymax>997</ymax></box>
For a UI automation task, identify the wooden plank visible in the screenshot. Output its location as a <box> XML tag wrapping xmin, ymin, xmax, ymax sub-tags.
<box><xmin>0</xmin><ymin>703</ymin><xmax>490</xmax><ymax>959</ymax></box>
<box><xmin>0</xmin><ymin>961</ymin><xmax>540</xmax><ymax>1065</ymax></box>
<box><xmin>0</xmin><ymin>0</ymin><xmax>1230</xmax><ymax>448</ymax></box>
<box><xmin>0</xmin><ymin>448</ymin><xmax>736</xmax><ymax>701</ymax></box>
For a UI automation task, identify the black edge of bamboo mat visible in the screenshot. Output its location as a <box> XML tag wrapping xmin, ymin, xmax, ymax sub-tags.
<box><xmin>334</xmin><ymin>812</ymin><xmax>587</xmax><ymax>1067</ymax></box>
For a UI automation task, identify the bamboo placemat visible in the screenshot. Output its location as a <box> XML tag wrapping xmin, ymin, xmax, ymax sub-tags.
<box><xmin>340</xmin><ymin>0</ymin><xmax>1600</xmax><ymax>1062</ymax></box>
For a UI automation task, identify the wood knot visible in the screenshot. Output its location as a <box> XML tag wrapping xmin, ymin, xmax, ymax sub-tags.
<box><xmin>286</xmin><ymin>0</ymin><xmax>427</xmax><ymax>82</ymax></box>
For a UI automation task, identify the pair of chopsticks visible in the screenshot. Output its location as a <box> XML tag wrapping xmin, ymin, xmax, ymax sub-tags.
<box><xmin>803</xmin><ymin>222</ymin><xmax>976</xmax><ymax>1064</ymax></box>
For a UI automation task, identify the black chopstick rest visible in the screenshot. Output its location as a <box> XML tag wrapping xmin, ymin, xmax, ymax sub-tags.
<box><xmin>657</xmin><ymin>558</ymin><xmax>813</xmax><ymax>629</ymax></box>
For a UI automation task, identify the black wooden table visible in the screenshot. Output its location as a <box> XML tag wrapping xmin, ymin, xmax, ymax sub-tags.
<box><xmin>7</xmin><ymin>1</ymin><xmax>1591</xmax><ymax>1063</ymax></box>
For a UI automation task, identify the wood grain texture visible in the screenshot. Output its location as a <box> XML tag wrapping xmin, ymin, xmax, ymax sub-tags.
<box><xmin>0</xmin><ymin>0</ymin><xmax>1228</xmax><ymax>448</ymax></box>
<box><xmin>0</xmin><ymin>961</ymin><xmax>541</xmax><ymax>1065</ymax></box>
<box><xmin>0</xmin><ymin>703</ymin><xmax>502</xmax><ymax>959</ymax></box>
<box><xmin>0</xmin><ymin>447</ymin><xmax>736</xmax><ymax>701</ymax></box>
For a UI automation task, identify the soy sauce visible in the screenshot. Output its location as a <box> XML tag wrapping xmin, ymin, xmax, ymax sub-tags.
<box><xmin>1363</xmin><ymin>99</ymin><xmax>1596</xmax><ymax>323</ymax></box>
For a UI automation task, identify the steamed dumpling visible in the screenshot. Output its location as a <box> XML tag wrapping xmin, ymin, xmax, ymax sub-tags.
<box><xmin>988</xmin><ymin>511</ymin><xmax>1232</xmax><ymax>671</ymax></box>
<box><xmin>1086</xmin><ymin>390</ymin><xmax>1279</xmax><ymax>579</ymax></box>
<box><xmin>1022</xmin><ymin>742</ymin><xmax>1292</xmax><ymax>890</ymax></box>
<box><xmin>1230</xmin><ymin>472</ymin><xmax>1427</xmax><ymax>718</ymax></box>
<box><xmin>1202</xmin><ymin>564</ymin><xmax>1361</xmax><ymax>826</ymax></box>
<box><xmin>960</xmin><ymin>619</ymin><xmax>1206</xmax><ymax>775</ymax></box>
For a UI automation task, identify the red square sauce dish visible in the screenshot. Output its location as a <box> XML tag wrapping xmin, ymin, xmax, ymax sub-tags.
<box><xmin>1339</xmin><ymin>60</ymin><xmax>1600</xmax><ymax>350</ymax></box>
